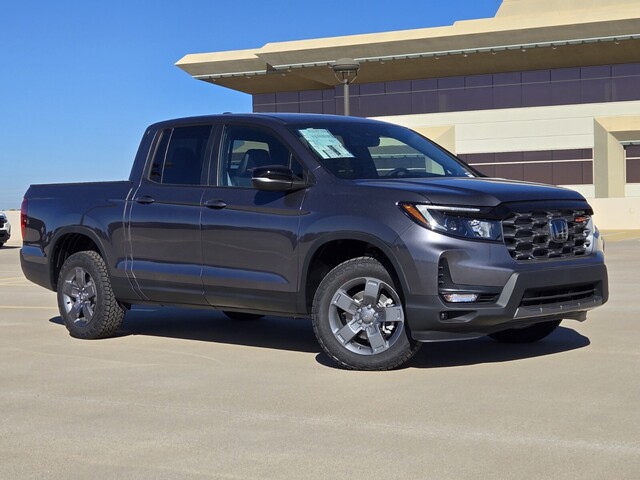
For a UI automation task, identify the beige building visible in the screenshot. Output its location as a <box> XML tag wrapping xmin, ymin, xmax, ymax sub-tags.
<box><xmin>176</xmin><ymin>0</ymin><xmax>640</xmax><ymax>229</ymax></box>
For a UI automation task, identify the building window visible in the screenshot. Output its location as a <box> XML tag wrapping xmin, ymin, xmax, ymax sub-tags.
<box><xmin>254</xmin><ymin>63</ymin><xmax>640</xmax><ymax>117</ymax></box>
<box><xmin>626</xmin><ymin>145</ymin><xmax>640</xmax><ymax>183</ymax></box>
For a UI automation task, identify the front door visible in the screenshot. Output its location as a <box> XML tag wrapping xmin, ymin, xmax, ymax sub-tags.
<box><xmin>200</xmin><ymin>124</ymin><xmax>307</xmax><ymax>314</ymax></box>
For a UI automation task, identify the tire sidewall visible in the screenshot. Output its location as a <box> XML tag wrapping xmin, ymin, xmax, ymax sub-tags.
<box><xmin>57</xmin><ymin>251</ymin><xmax>113</xmax><ymax>338</ymax></box>
<box><xmin>312</xmin><ymin>257</ymin><xmax>418</xmax><ymax>370</ymax></box>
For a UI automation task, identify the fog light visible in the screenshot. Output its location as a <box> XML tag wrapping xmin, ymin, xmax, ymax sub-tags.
<box><xmin>443</xmin><ymin>293</ymin><xmax>479</xmax><ymax>303</ymax></box>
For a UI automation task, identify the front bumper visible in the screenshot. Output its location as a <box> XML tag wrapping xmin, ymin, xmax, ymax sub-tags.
<box><xmin>405</xmin><ymin>262</ymin><xmax>607</xmax><ymax>341</ymax></box>
<box><xmin>395</xmin><ymin>225</ymin><xmax>608</xmax><ymax>341</ymax></box>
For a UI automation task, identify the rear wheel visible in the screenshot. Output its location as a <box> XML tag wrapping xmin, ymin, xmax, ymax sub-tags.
<box><xmin>312</xmin><ymin>257</ymin><xmax>420</xmax><ymax>370</ymax></box>
<box><xmin>57</xmin><ymin>251</ymin><xmax>125</xmax><ymax>339</ymax></box>
<box><xmin>489</xmin><ymin>319</ymin><xmax>561</xmax><ymax>343</ymax></box>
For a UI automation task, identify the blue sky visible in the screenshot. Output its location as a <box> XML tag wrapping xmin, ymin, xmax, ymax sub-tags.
<box><xmin>0</xmin><ymin>0</ymin><xmax>501</xmax><ymax>209</ymax></box>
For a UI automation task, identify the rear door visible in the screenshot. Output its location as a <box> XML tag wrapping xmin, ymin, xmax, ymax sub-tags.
<box><xmin>200</xmin><ymin>124</ymin><xmax>307</xmax><ymax>314</ymax></box>
<box><xmin>127</xmin><ymin>124</ymin><xmax>214</xmax><ymax>305</ymax></box>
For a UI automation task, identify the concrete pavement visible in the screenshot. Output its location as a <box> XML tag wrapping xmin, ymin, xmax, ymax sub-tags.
<box><xmin>0</xmin><ymin>239</ymin><xmax>638</xmax><ymax>479</ymax></box>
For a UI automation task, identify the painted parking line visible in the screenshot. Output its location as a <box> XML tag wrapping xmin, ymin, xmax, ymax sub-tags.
<box><xmin>0</xmin><ymin>305</ymin><xmax>57</xmax><ymax>310</ymax></box>
<box><xmin>600</xmin><ymin>230</ymin><xmax>640</xmax><ymax>242</ymax></box>
<box><xmin>0</xmin><ymin>281</ymin><xmax>33</xmax><ymax>287</ymax></box>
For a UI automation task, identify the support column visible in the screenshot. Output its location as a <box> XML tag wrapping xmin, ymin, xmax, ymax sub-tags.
<box><xmin>593</xmin><ymin>120</ymin><xmax>626</xmax><ymax>198</ymax></box>
<box><xmin>412</xmin><ymin>125</ymin><xmax>456</xmax><ymax>153</ymax></box>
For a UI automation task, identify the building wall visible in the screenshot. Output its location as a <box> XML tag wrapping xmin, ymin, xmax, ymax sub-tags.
<box><xmin>378</xmin><ymin>100</ymin><xmax>640</xmax><ymax>199</ymax></box>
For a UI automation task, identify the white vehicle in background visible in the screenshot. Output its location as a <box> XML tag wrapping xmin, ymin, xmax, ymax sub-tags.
<box><xmin>0</xmin><ymin>212</ymin><xmax>11</xmax><ymax>247</ymax></box>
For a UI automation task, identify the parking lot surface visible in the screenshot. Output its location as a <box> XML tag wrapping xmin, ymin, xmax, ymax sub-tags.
<box><xmin>1</xmin><ymin>235</ymin><xmax>638</xmax><ymax>479</ymax></box>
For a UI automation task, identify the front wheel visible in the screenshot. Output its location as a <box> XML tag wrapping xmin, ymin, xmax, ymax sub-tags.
<box><xmin>312</xmin><ymin>257</ymin><xmax>420</xmax><ymax>370</ymax></box>
<box><xmin>57</xmin><ymin>251</ymin><xmax>125</xmax><ymax>339</ymax></box>
<box><xmin>489</xmin><ymin>319</ymin><xmax>561</xmax><ymax>344</ymax></box>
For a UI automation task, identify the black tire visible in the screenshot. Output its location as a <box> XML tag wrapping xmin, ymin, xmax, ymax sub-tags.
<box><xmin>0</xmin><ymin>242</ymin><xmax>4</xmax><ymax>248</ymax></box>
<box><xmin>57</xmin><ymin>250</ymin><xmax>125</xmax><ymax>339</ymax></box>
<box><xmin>223</xmin><ymin>311</ymin><xmax>264</xmax><ymax>321</ymax></box>
<box><xmin>489</xmin><ymin>319</ymin><xmax>561</xmax><ymax>344</ymax></box>
<box><xmin>312</xmin><ymin>257</ymin><xmax>421</xmax><ymax>370</ymax></box>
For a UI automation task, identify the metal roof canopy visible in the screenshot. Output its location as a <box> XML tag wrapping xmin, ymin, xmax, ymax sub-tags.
<box><xmin>176</xmin><ymin>0</ymin><xmax>640</xmax><ymax>94</ymax></box>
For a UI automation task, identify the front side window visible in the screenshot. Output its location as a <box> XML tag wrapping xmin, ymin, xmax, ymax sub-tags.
<box><xmin>220</xmin><ymin>126</ymin><xmax>304</xmax><ymax>187</ymax></box>
<box><xmin>149</xmin><ymin>125</ymin><xmax>212</xmax><ymax>185</ymax></box>
<box><xmin>292</xmin><ymin>121</ymin><xmax>474</xmax><ymax>180</ymax></box>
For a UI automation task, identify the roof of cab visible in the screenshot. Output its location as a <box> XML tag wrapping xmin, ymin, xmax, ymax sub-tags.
<box><xmin>146</xmin><ymin>113</ymin><xmax>388</xmax><ymax>131</ymax></box>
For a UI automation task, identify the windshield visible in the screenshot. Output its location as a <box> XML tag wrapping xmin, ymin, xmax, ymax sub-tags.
<box><xmin>292</xmin><ymin>121</ymin><xmax>475</xmax><ymax>180</ymax></box>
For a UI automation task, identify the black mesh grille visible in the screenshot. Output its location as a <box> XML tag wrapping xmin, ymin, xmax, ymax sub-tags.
<box><xmin>520</xmin><ymin>284</ymin><xmax>597</xmax><ymax>307</ymax></box>
<box><xmin>502</xmin><ymin>209</ymin><xmax>591</xmax><ymax>261</ymax></box>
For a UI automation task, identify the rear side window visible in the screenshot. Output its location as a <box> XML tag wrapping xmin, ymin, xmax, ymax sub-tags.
<box><xmin>149</xmin><ymin>125</ymin><xmax>212</xmax><ymax>185</ymax></box>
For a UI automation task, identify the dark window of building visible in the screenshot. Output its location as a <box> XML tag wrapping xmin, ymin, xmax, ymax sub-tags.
<box><xmin>256</xmin><ymin>62</ymin><xmax>640</xmax><ymax>117</ymax></box>
<box><xmin>386</xmin><ymin>80</ymin><xmax>411</xmax><ymax>93</ymax></box>
<box><xmin>522</xmin><ymin>69</ymin><xmax>551</xmax><ymax>107</ymax></box>
<box><xmin>626</xmin><ymin>145</ymin><xmax>640</xmax><ymax>183</ymax></box>
<box><xmin>581</xmin><ymin>65</ymin><xmax>611</xmax><ymax>103</ymax></box>
<box><xmin>460</xmin><ymin>148</ymin><xmax>593</xmax><ymax>185</ymax></box>
<box><xmin>550</xmin><ymin>68</ymin><xmax>581</xmax><ymax>105</ymax></box>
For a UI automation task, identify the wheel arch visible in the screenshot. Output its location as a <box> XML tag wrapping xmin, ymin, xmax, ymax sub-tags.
<box><xmin>49</xmin><ymin>227</ymin><xmax>110</xmax><ymax>290</ymax></box>
<box><xmin>300</xmin><ymin>232</ymin><xmax>408</xmax><ymax>314</ymax></box>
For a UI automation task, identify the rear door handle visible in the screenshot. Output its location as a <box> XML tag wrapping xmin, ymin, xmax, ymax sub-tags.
<box><xmin>134</xmin><ymin>195</ymin><xmax>155</xmax><ymax>205</ymax></box>
<box><xmin>204</xmin><ymin>199</ymin><xmax>227</xmax><ymax>209</ymax></box>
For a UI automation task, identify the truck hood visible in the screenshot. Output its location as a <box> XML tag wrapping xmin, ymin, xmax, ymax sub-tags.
<box><xmin>353</xmin><ymin>177</ymin><xmax>585</xmax><ymax>207</ymax></box>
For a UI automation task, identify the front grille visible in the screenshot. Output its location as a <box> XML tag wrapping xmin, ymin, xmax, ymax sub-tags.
<box><xmin>502</xmin><ymin>209</ymin><xmax>591</xmax><ymax>261</ymax></box>
<box><xmin>520</xmin><ymin>283</ymin><xmax>597</xmax><ymax>307</ymax></box>
<box><xmin>0</xmin><ymin>218</ymin><xmax>5</xmax><ymax>228</ymax></box>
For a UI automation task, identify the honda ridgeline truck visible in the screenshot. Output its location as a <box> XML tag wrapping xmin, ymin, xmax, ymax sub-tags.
<box><xmin>20</xmin><ymin>114</ymin><xmax>608</xmax><ymax>370</ymax></box>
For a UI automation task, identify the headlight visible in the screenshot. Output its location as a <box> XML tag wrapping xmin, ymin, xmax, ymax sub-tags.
<box><xmin>585</xmin><ymin>217</ymin><xmax>603</xmax><ymax>255</ymax></box>
<box><xmin>400</xmin><ymin>203</ymin><xmax>502</xmax><ymax>241</ymax></box>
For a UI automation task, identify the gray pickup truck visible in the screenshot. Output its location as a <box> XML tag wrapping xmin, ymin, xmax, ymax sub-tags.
<box><xmin>21</xmin><ymin>114</ymin><xmax>608</xmax><ymax>370</ymax></box>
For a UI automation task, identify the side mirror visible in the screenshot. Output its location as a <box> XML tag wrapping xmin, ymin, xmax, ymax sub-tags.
<box><xmin>252</xmin><ymin>165</ymin><xmax>309</xmax><ymax>191</ymax></box>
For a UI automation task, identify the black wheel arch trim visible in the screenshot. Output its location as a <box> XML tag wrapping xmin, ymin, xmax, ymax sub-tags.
<box><xmin>299</xmin><ymin>231</ymin><xmax>409</xmax><ymax>313</ymax></box>
<box><xmin>48</xmin><ymin>225</ymin><xmax>113</xmax><ymax>289</ymax></box>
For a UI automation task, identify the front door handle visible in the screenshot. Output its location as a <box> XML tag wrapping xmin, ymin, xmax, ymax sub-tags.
<box><xmin>134</xmin><ymin>195</ymin><xmax>155</xmax><ymax>205</ymax></box>
<box><xmin>204</xmin><ymin>199</ymin><xmax>227</xmax><ymax>209</ymax></box>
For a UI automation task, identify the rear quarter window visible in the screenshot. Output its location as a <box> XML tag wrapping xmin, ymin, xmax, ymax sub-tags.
<box><xmin>149</xmin><ymin>125</ymin><xmax>212</xmax><ymax>185</ymax></box>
